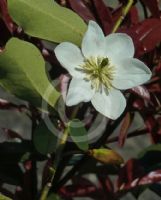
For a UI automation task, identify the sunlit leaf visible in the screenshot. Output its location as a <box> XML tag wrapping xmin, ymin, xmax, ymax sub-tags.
<box><xmin>0</xmin><ymin>194</ymin><xmax>12</xmax><ymax>200</ymax></box>
<box><xmin>8</xmin><ymin>0</ymin><xmax>87</xmax><ymax>46</ymax></box>
<box><xmin>0</xmin><ymin>38</ymin><xmax>60</xmax><ymax>108</ymax></box>
<box><xmin>69</xmin><ymin>119</ymin><xmax>89</xmax><ymax>151</ymax></box>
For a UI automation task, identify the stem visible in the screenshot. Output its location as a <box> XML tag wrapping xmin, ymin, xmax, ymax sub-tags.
<box><xmin>39</xmin><ymin>106</ymin><xmax>79</xmax><ymax>200</ymax></box>
<box><xmin>112</xmin><ymin>0</ymin><xmax>134</xmax><ymax>33</ymax></box>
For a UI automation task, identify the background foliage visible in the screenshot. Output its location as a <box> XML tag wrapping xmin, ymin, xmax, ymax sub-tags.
<box><xmin>0</xmin><ymin>0</ymin><xmax>161</xmax><ymax>199</ymax></box>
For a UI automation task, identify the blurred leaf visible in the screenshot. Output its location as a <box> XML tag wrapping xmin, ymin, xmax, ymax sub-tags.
<box><xmin>88</xmin><ymin>148</ymin><xmax>124</xmax><ymax>165</ymax></box>
<box><xmin>130</xmin><ymin>86</ymin><xmax>150</xmax><ymax>101</ymax></box>
<box><xmin>69</xmin><ymin>119</ymin><xmax>89</xmax><ymax>151</ymax></box>
<box><xmin>47</xmin><ymin>193</ymin><xmax>62</xmax><ymax>200</ymax></box>
<box><xmin>129</xmin><ymin>6</ymin><xmax>139</xmax><ymax>25</ymax></box>
<box><xmin>33</xmin><ymin>120</ymin><xmax>58</xmax><ymax>155</ymax></box>
<box><xmin>0</xmin><ymin>0</ymin><xmax>15</xmax><ymax>32</ymax></box>
<box><xmin>92</xmin><ymin>0</ymin><xmax>113</xmax><ymax>34</ymax></box>
<box><xmin>138</xmin><ymin>144</ymin><xmax>161</xmax><ymax>159</ymax></box>
<box><xmin>68</xmin><ymin>0</ymin><xmax>95</xmax><ymax>22</ymax></box>
<box><xmin>149</xmin><ymin>184</ymin><xmax>161</xmax><ymax>197</ymax></box>
<box><xmin>0</xmin><ymin>38</ymin><xmax>60</xmax><ymax>108</ymax></box>
<box><xmin>117</xmin><ymin>159</ymin><xmax>145</xmax><ymax>191</ymax></box>
<box><xmin>0</xmin><ymin>163</ymin><xmax>24</xmax><ymax>185</ymax></box>
<box><xmin>8</xmin><ymin>0</ymin><xmax>87</xmax><ymax>46</ymax></box>
<box><xmin>141</xmin><ymin>0</ymin><xmax>160</xmax><ymax>18</ymax></box>
<box><xmin>60</xmin><ymin>184</ymin><xmax>99</xmax><ymax>198</ymax></box>
<box><xmin>119</xmin><ymin>112</ymin><xmax>133</xmax><ymax>147</ymax></box>
<box><xmin>0</xmin><ymin>194</ymin><xmax>12</xmax><ymax>200</ymax></box>
<box><xmin>139</xmin><ymin>169</ymin><xmax>161</xmax><ymax>186</ymax></box>
<box><xmin>138</xmin><ymin>144</ymin><xmax>161</xmax><ymax>171</ymax></box>
<box><xmin>0</xmin><ymin>141</ymin><xmax>31</xmax><ymax>163</ymax></box>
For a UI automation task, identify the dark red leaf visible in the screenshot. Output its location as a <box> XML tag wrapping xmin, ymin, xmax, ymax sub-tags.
<box><xmin>0</xmin><ymin>98</ymin><xmax>27</xmax><ymax>111</ymax></box>
<box><xmin>2</xmin><ymin>128</ymin><xmax>23</xmax><ymax>140</ymax></box>
<box><xmin>130</xmin><ymin>86</ymin><xmax>151</xmax><ymax>101</ymax></box>
<box><xmin>118</xmin><ymin>166</ymin><xmax>161</xmax><ymax>190</ymax></box>
<box><xmin>139</xmin><ymin>170</ymin><xmax>161</xmax><ymax>185</ymax></box>
<box><xmin>92</xmin><ymin>0</ymin><xmax>113</xmax><ymax>34</ymax></box>
<box><xmin>60</xmin><ymin>184</ymin><xmax>98</xmax><ymax>198</ymax></box>
<box><xmin>133</xmin><ymin>99</ymin><xmax>145</xmax><ymax>110</ymax></box>
<box><xmin>0</xmin><ymin>0</ymin><xmax>15</xmax><ymax>32</ymax></box>
<box><xmin>145</xmin><ymin>116</ymin><xmax>161</xmax><ymax>143</ymax></box>
<box><xmin>129</xmin><ymin>6</ymin><xmax>139</xmax><ymax>25</ymax></box>
<box><xmin>68</xmin><ymin>0</ymin><xmax>96</xmax><ymax>22</ymax></box>
<box><xmin>119</xmin><ymin>112</ymin><xmax>133</xmax><ymax>147</ymax></box>
<box><xmin>141</xmin><ymin>0</ymin><xmax>160</xmax><ymax>18</ymax></box>
<box><xmin>121</xmin><ymin>19</ymin><xmax>161</xmax><ymax>56</ymax></box>
<box><xmin>117</xmin><ymin>159</ymin><xmax>144</xmax><ymax>190</ymax></box>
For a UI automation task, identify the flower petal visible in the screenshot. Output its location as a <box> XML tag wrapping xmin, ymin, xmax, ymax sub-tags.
<box><xmin>112</xmin><ymin>58</ymin><xmax>152</xmax><ymax>90</ymax></box>
<box><xmin>105</xmin><ymin>33</ymin><xmax>134</xmax><ymax>61</ymax></box>
<box><xmin>91</xmin><ymin>88</ymin><xmax>126</xmax><ymax>119</ymax></box>
<box><xmin>54</xmin><ymin>42</ymin><xmax>84</xmax><ymax>78</ymax></box>
<box><xmin>66</xmin><ymin>78</ymin><xmax>94</xmax><ymax>106</ymax></box>
<box><xmin>82</xmin><ymin>21</ymin><xmax>105</xmax><ymax>58</ymax></box>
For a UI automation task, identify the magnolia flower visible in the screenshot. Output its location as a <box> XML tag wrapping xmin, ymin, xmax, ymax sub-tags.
<box><xmin>55</xmin><ymin>21</ymin><xmax>152</xmax><ymax>119</ymax></box>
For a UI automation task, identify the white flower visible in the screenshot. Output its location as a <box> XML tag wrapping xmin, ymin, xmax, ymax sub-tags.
<box><xmin>54</xmin><ymin>21</ymin><xmax>152</xmax><ymax>119</ymax></box>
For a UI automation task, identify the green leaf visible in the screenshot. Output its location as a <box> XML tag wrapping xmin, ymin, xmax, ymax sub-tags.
<box><xmin>138</xmin><ymin>144</ymin><xmax>161</xmax><ymax>172</ymax></box>
<box><xmin>0</xmin><ymin>194</ymin><xmax>12</xmax><ymax>200</ymax></box>
<box><xmin>47</xmin><ymin>193</ymin><xmax>62</xmax><ymax>200</ymax></box>
<box><xmin>138</xmin><ymin>144</ymin><xmax>161</xmax><ymax>159</ymax></box>
<box><xmin>33</xmin><ymin>120</ymin><xmax>58</xmax><ymax>155</ymax></box>
<box><xmin>8</xmin><ymin>0</ymin><xmax>87</xmax><ymax>46</ymax></box>
<box><xmin>0</xmin><ymin>37</ymin><xmax>60</xmax><ymax>108</ymax></box>
<box><xmin>69</xmin><ymin>119</ymin><xmax>89</xmax><ymax>151</ymax></box>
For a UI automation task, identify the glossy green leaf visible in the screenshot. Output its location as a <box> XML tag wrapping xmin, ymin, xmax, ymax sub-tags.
<box><xmin>0</xmin><ymin>38</ymin><xmax>60</xmax><ymax>108</ymax></box>
<box><xmin>8</xmin><ymin>0</ymin><xmax>87</xmax><ymax>46</ymax></box>
<box><xmin>69</xmin><ymin>119</ymin><xmax>89</xmax><ymax>151</ymax></box>
<box><xmin>33</xmin><ymin>120</ymin><xmax>58</xmax><ymax>155</ymax></box>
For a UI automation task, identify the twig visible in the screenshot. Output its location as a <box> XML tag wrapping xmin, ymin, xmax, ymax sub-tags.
<box><xmin>112</xmin><ymin>0</ymin><xmax>134</xmax><ymax>33</ymax></box>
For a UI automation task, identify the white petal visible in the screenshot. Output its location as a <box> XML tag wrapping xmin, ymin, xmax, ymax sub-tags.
<box><xmin>82</xmin><ymin>21</ymin><xmax>105</xmax><ymax>58</ymax></box>
<box><xmin>54</xmin><ymin>42</ymin><xmax>84</xmax><ymax>78</ymax></box>
<box><xmin>112</xmin><ymin>58</ymin><xmax>152</xmax><ymax>90</ymax></box>
<box><xmin>66</xmin><ymin>78</ymin><xmax>94</xmax><ymax>106</ymax></box>
<box><xmin>91</xmin><ymin>88</ymin><xmax>126</xmax><ymax>119</ymax></box>
<box><xmin>105</xmin><ymin>33</ymin><xmax>134</xmax><ymax>61</ymax></box>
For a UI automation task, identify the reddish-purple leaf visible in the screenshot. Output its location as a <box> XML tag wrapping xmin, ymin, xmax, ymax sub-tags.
<box><xmin>133</xmin><ymin>99</ymin><xmax>145</xmax><ymax>110</ymax></box>
<box><xmin>119</xmin><ymin>112</ymin><xmax>133</xmax><ymax>147</ymax></box>
<box><xmin>117</xmin><ymin>159</ymin><xmax>144</xmax><ymax>190</ymax></box>
<box><xmin>141</xmin><ymin>0</ymin><xmax>160</xmax><ymax>18</ymax></box>
<box><xmin>139</xmin><ymin>170</ymin><xmax>161</xmax><ymax>186</ymax></box>
<box><xmin>60</xmin><ymin>184</ymin><xmax>98</xmax><ymax>198</ymax></box>
<box><xmin>120</xmin><ymin>170</ymin><xmax>161</xmax><ymax>190</ymax></box>
<box><xmin>121</xmin><ymin>19</ymin><xmax>161</xmax><ymax>56</ymax></box>
<box><xmin>144</xmin><ymin>116</ymin><xmax>161</xmax><ymax>143</ymax></box>
<box><xmin>68</xmin><ymin>0</ymin><xmax>96</xmax><ymax>22</ymax></box>
<box><xmin>129</xmin><ymin>6</ymin><xmax>139</xmax><ymax>25</ymax></box>
<box><xmin>0</xmin><ymin>0</ymin><xmax>15</xmax><ymax>32</ymax></box>
<box><xmin>92</xmin><ymin>0</ymin><xmax>113</xmax><ymax>34</ymax></box>
<box><xmin>130</xmin><ymin>86</ymin><xmax>151</xmax><ymax>101</ymax></box>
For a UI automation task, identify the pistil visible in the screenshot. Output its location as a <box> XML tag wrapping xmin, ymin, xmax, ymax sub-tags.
<box><xmin>80</xmin><ymin>56</ymin><xmax>115</xmax><ymax>91</ymax></box>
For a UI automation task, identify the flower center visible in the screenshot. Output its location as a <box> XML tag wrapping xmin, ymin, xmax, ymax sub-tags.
<box><xmin>80</xmin><ymin>56</ymin><xmax>115</xmax><ymax>91</ymax></box>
